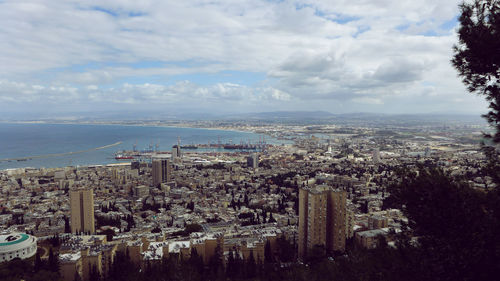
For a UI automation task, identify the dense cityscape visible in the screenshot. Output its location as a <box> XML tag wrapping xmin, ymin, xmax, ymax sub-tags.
<box><xmin>0</xmin><ymin>118</ymin><xmax>496</xmax><ymax>280</ymax></box>
<box><xmin>1</xmin><ymin>0</ymin><xmax>500</xmax><ymax>280</ymax></box>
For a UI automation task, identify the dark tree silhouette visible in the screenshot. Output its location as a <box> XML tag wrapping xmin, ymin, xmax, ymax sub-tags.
<box><xmin>452</xmin><ymin>0</ymin><xmax>500</xmax><ymax>143</ymax></box>
<box><xmin>246</xmin><ymin>250</ymin><xmax>257</xmax><ymax>279</ymax></box>
<box><xmin>276</xmin><ymin>236</ymin><xmax>295</xmax><ymax>263</ymax></box>
<box><xmin>34</xmin><ymin>252</ymin><xmax>43</xmax><ymax>272</ymax></box>
<box><xmin>385</xmin><ymin>167</ymin><xmax>500</xmax><ymax>281</ymax></box>
<box><xmin>64</xmin><ymin>215</ymin><xmax>71</xmax><ymax>233</ymax></box>
<box><xmin>48</xmin><ymin>248</ymin><xmax>60</xmax><ymax>274</ymax></box>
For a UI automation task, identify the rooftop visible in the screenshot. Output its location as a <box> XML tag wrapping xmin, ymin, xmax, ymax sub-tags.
<box><xmin>0</xmin><ymin>233</ymin><xmax>29</xmax><ymax>246</ymax></box>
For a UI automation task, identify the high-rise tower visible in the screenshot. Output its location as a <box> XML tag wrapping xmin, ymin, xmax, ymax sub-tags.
<box><xmin>298</xmin><ymin>185</ymin><xmax>346</xmax><ymax>260</ymax></box>
<box><xmin>152</xmin><ymin>158</ymin><xmax>172</xmax><ymax>187</ymax></box>
<box><xmin>247</xmin><ymin>153</ymin><xmax>259</xmax><ymax>169</ymax></box>
<box><xmin>70</xmin><ymin>188</ymin><xmax>95</xmax><ymax>234</ymax></box>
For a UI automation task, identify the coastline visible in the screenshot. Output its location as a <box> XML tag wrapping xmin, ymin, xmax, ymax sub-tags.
<box><xmin>0</xmin><ymin>120</ymin><xmax>259</xmax><ymax>135</ymax></box>
<box><xmin>0</xmin><ymin>122</ymin><xmax>272</xmax><ymax>171</ymax></box>
<box><xmin>0</xmin><ymin>141</ymin><xmax>123</xmax><ymax>163</ymax></box>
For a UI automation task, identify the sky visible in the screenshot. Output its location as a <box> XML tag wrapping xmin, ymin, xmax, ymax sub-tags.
<box><xmin>0</xmin><ymin>0</ymin><xmax>490</xmax><ymax>118</ymax></box>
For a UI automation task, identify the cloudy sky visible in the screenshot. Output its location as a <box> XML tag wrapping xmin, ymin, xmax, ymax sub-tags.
<box><xmin>0</xmin><ymin>0</ymin><xmax>489</xmax><ymax>117</ymax></box>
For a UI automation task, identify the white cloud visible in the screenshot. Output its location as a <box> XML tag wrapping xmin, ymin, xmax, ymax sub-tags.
<box><xmin>0</xmin><ymin>79</ymin><xmax>291</xmax><ymax>112</ymax></box>
<box><xmin>352</xmin><ymin>97</ymin><xmax>384</xmax><ymax>105</ymax></box>
<box><xmin>0</xmin><ymin>0</ymin><xmax>489</xmax><ymax>115</ymax></box>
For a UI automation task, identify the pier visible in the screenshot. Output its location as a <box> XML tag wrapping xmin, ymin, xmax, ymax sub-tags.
<box><xmin>0</xmin><ymin>141</ymin><xmax>123</xmax><ymax>163</ymax></box>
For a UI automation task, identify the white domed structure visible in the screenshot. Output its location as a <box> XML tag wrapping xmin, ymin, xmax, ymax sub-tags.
<box><xmin>0</xmin><ymin>233</ymin><xmax>37</xmax><ymax>263</ymax></box>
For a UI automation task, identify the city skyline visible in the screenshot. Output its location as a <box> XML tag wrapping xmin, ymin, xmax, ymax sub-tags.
<box><xmin>0</xmin><ymin>0</ymin><xmax>489</xmax><ymax>117</ymax></box>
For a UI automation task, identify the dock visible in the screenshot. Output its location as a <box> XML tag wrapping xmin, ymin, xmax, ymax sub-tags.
<box><xmin>0</xmin><ymin>141</ymin><xmax>123</xmax><ymax>163</ymax></box>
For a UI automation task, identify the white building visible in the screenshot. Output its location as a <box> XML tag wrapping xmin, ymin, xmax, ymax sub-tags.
<box><xmin>0</xmin><ymin>233</ymin><xmax>37</xmax><ymax>263</ymax></box>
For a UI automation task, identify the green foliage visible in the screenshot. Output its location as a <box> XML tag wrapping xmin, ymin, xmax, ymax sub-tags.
<box><xmin>184</xmin><ymin>223</ymin><xmax>203</xmax><ymax>234</ymax></box>
<box><xmin>101</xmin><ymin>228</ymin><xmax>116</xmax><ymax>241</ymax></box>
<box><xmin>0</xmin><ymin>258</ymin><xmax>61</xmax><ymax>281</ymax></box>
<box><xmin>95</xmin><ymin>215</ymin><xmax>121</xmax><ymax>228</ymax></box>
<box><xmin>48</xmin><ymin>247</ymin><xmax>60</xmax><ymax>274</ymax></box>
<box><xmin>276</xmin><ymin>236</ymin><xmax>295</xmax><ymax>263</ymax></box>
<box><xmin>268</xmin><ymin>171</ymin><xmax>296</xmax><ymax>186</ymax></box>
<box><xmin>452</xmin><ymin>0</ymin><xmax>500</xmax><ymax>143</ymax></box>
<box><xmin>481</xmin><ymin>144</ymin><xmax>500</xmax><ymax>185</ymax></box>
<box><xmin>141</xmin><ymin>199</ymin><xmax>163</xmax><ymax>213</ymax></box>
<box><xmin>124</xmin><ymin>214</ymin><xmax>135</xmax><ymax>232</ymax></box>
<box><xmin>208</xmin><ymin>244</ymin><xmax>224</xmax><ymax>279</ymax></box>
<box><xmin>48</xmin><ymin>233</ymin><xmax>61</xmax><ymax>247</ymax></box>
<box><xmin>186</xmin><ymin>201</ymin><xmax>195</xmax><ymax>211</ymax></box>
<box><xmin>34</xmin><ymin>252</ymin><xmax>43</xmax><ymax>272</ymax></box>
<box><xmin>246</xmin><ymin>250</ymin><xmax>257</xmax><ymax>279</ymax></box>
<box><xmin>171</xmin><ymin>223</ymin><xmax>203</xmax><ymax>237</ymax></box>
<box><xmin>385</xmin><ymin>167</ymin><xmax>500</xmax><ymax>281</ymax></box>
<box><xmin>64</xmin><ymin>215</ymin><xmax>71</xmax><ymax>233</ymax></box>
<box><xmin>106</xmin><ymin>251</ymin><xmax>140</xmax><ymax>281</ymax></box>
<box><xmin>0</xmin><ymin>259</ymin><xmax>32</xmax><ymax>281</ymax></box>
<box><xmin>264</xmin><ymin>240</ymin><xmax>273</xmax><ymax>264</ymax></box>
<box><xmin>89</xmin><ymin>263</ymin><xmax>100</xmax><ymax>281</ymax></box>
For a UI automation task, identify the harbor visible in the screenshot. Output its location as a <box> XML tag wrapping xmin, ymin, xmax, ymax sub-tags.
<box><xmin>114</xmin><ymin>137</ymin><xmax>269</xmax><ymax>160</ymax></box>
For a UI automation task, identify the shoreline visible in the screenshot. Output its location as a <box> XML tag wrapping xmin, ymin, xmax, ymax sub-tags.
<box><xmin>0</xmin><ymin>122</ymin><xmax>275</xmax><ymax>171</ymax></box>
<box><xmin>0</xmin><ymin>141</ymin><xmax>123</xmax><ymax>163</ymax></box>
<box><xmin>0</xmin><ymin>120</ymin><xmax>259</xmax><ymax>135</ymax></box>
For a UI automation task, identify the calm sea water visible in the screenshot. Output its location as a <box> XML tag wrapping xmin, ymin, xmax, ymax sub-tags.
<box><xmin>0</xmin><ymin>123</ymin><xmax>275</xmax><ymax>170</ymax></box>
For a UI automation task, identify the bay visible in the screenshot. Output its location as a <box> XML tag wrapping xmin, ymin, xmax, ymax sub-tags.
<box><xmin>0</xmin><ymin>123</ymin><xmax>275</xmax><ymax>170</ymax></box>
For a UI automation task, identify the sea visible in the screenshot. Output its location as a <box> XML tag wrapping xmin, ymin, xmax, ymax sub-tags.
<box><xmin>0</xmin><ymin>123</ymin><xmax>280</xmax><ymax>170</ymax></box>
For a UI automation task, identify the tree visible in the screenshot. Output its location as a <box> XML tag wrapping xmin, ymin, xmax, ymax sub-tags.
<box><xmin>48</xmin><ymin>248</ymin><xmax>60</xmax><ymax>274</ymax></box>
<box><xmin>226</xmin><ymin>250</ymin><xmax>236</xmax><ymax>278</ymax></box>
<box><xmin>307</xmin><ymin>245</ymin><xmax>326</xmax><ymax>263</ymax></box>
<box><xmin>276</xmin><ymin>236</ymin><xmax>295</xmax><ymax>263</ymax></box>
<box><xmin>49</xmin><ymin>234</ymin><xmax>61</xmax><ymax>247</ymax></box>
<box><xmin>264</xmin><ymin>240</ymin><xmax>273</xmax><ymax>264</ymax></box>
<box><xmin>246</xmin><ymin>250</ymin><xmax>257</xmax><ymax>279</ymax></box>
<box><xmin>385</xmin><ymin>167</ymin><xmax>500</xmax><ymax>281</ymax></box>
<box><xmin>107</xmin><ymin>250</ymin><xmax>139</xmax><ymax>281</ymax></box>
<box><xmin>452</xmin><ymin>0</ymin><xmax>500</xmax><ymax>143</ymax></box>
<box><xmin>188</xmin><ymin>248</ymin><xmax>204</xmax><ymax>276</ymax></box>
<box><xmin>263</xmin><ymin>240</ymin><xmax>276</xmax><ymax>280</ymax></box>
<box><xmin>34</xmin><ymin>252</ymin><xmax>43</xmax><ymax>272</ymax></box>
<box><xmin>482</xmin><ymin>144</ymin><xmax>500</xmax><ymax>184</ymax></box>
<box><xmin>64</xmin><ymin>215</ymin><xmax>71</xmax><ymax>233</ymax></box>
<box><xmin>360</xmin><ymin>200</ymin><xmax>369</xmax><ymax>214</ymax></box>
<box><xmin>89</xmin><ymin>264</ymin><xmax>100</xmax><ymax>281</ymax></box>
<box><xmin>268</xmin><ymin>212</ymin><xmax>276</xmax><ymax>223</ymax></box>
<box><xmin>183</xmin><ymin>223</ymin><xmax>202</xmax><ymax>235</ymax></box>
<box><xmin>73</xmin><ymin>270</ymin><xmax>82</xmax><ymax>281</ymax></box>
<box><xmin>208</xmin><ymin>244</ymin><xmax>223</xmax><ymax>279</ymax></box>
<box><xmin>102</xmin><ymin>228</ymin><xmax>115</xmax><ymax>241</ymax></box>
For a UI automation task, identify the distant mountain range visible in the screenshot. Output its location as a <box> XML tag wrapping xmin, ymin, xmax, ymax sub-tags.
<box><xmin>1</xmin><ymin>110</ymin><xmax>487</xmax><ymax>125</ymax></box>
<box><xmin>221</xmin><ymin>111</ymin><xmax>486</xmax><ymax>123</ymax></box>
<box><xmin>224</xmin><ymin>111</ymin><xmax>335</xmax><ymax>120</ymax></box>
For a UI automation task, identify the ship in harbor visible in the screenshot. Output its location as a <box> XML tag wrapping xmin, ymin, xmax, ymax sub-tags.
<box><xmin>113</xmin><ymin>136</ymin><xmax>268</xmax><ymax>160</ymax></box>
<box><xmin>222</xmin><ymin>144</ymin><xmax>257</xmax><ymax>150</ymax></box>
<box><xmin>180</xmin><ymin>144</ymin><xmax>198</xmax><ymax>149</ymax></box>
<box><xmin>174</xmin><ymin>143</ymin><xmax>258</xmax><ymax>150</ymax></box>
<box><xmin>115</xmin><ymin>154</ymin><xmax>134</xmax><ymax>160</ymax></box>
